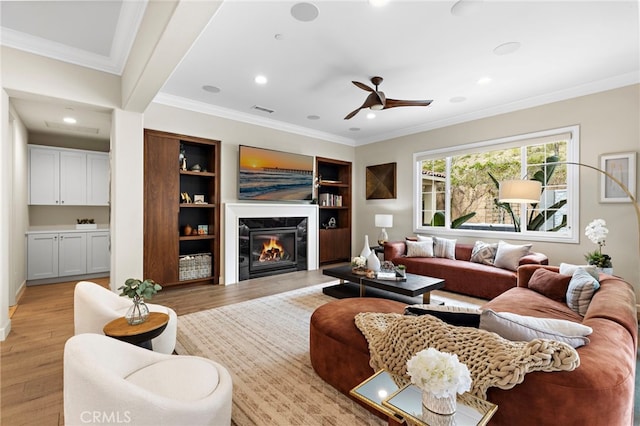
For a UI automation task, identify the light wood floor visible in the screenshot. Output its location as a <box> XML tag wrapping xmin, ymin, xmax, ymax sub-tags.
<box><xmin>0</xmin><ymin>269</ymin><xmax>485</xmax><ymax>426</ymax></box>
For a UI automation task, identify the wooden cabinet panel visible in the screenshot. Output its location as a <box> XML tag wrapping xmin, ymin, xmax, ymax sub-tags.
<box><xmin>59</xmin><ymin>151</ymin><xmax>87</xmax><ymax>205</ymax></box>
<box><xmin>27</xmin><ymin>233</ymin><xmax>59</xmax><ymax>279</ymax></box>
<box><xmin>29</xmin><ymin>147</ymin><xmax>60</xmax><ymax>205</ymax></box>
<box><xmin>58</xmin><ymin>232</ymin><xmax>87</xmax><ymax>276</ymax></box>
<box><xmin>319</xmin><ymin>228</ymin><xmax>351</xmax><ymax>264</ymax></box>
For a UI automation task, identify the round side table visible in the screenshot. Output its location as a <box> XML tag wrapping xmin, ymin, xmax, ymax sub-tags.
<box><xmin>103</xmin><ymin>312</ymin><xmax>169</xmax><ymax>350</ymax></box>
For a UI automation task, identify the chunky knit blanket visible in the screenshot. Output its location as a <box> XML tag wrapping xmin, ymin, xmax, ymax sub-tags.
<box><xmin>355</xmin><ymin>312</ymin><xmax>580</xmax><ymax>399</ymax></box>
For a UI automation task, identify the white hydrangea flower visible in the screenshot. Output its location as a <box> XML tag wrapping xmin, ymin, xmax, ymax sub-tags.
<box><xmin>406</xmin><ymin>348</ymin><xmax>472</xmax><ymax>398</ymax></box>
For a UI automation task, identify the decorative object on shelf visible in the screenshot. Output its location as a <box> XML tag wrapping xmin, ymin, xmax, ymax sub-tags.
<box><xmin>375</xmin><ymin>214</ymin><xmax>393</xmax><ymax>245</ymax></box>
<box><xmin>76</xmin><ymin>218</ymin><xmax>97</xmax><ymax>230</ymax></box>
<box><xmin>366</xmin><ymin>162</ymin><xmax>397</xmax><ymax>200</ymax></box>
<box><xmin>584</xmin><ymin>218</ymin><xmax>613</xmax><ymax>271</ymax></box>
<box><xmin>117</xmin><ymin>278</ymin><xmax>163</xmax><ymax>325</ymax></box>
<box><xmin>406</xmin><ymin>348</ymin><xmax>472</xmax><ymax>416</ymax></box>
<box><xmin>198</xmin><ymin>225</ymin><xmax>209</xmax><ymax>235</ymax></box>
<box><xmin>351</xmin><ymin>256</ymin><xmax>367</xmax><ymax>275</ymax></box>
<box><xmin>179</xmin><ymin>144</ymin><xmax>186</xmax><ymax>168</ymax></box>
<box><xmin>194</xmin><ymin>194</ymin><xmax>206</xmax><ymax>204</ymax></box>
<box><xmin>360</xmin><ymin>235</ymin><xmax>372</xmax><ymax>258</ymax></box>
<box><xmin>183</xmin><ymin>224</ymin><xmax>193</xmax><ymax>236</ymax></box>
<box><xmin>180</xmin><ymin>192</ymin><xmax>192</xmax><ymax>203</ymax></box>
<box><xmin>367</xmin><ymin>250</ymin><xmax>381</xmax><ymax>272</ymax></box>
<box><xmin>190</xmin><ymin>164</ymin><xmax>202</xmax><ymax>172</ymax></box>
<box><xmin>322</xmin><ymin>217</ymin><xmax>337</xmax><ymax>229</ymax></box>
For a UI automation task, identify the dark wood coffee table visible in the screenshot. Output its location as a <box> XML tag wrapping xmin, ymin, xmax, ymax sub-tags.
<box><xmin>322</xmin><ymin>265</ymin><xmax>444</xmax><ymax>303</ymax></box>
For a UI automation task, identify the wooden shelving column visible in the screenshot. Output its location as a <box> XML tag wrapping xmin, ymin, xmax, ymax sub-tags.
<box><xmin>143</xmin><ymin>129</ymin><xmax>221</xmax><ymax>286</ymax></box>
<box><xmin>316</xmin><ymin>156</ymin><xmax>352</xmax><ymax>264</ymax></box>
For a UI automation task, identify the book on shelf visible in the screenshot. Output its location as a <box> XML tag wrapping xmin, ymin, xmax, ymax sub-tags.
<box><xmin>319</xmin><ymin>193</ymin><xmax>343</xmax><ymax>207</ymax></box>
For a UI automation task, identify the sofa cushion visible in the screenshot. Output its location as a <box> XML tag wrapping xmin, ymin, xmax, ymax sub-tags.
<box><xmin>470</xmin><ymin>241</ymin><xmax>498</xmax><ymax>265</ymax></box>
<box><xmin>479</xmin><ymin>309</ymin><xmax>591</xmax><ymax>348</ymax></box>
<box><xmin>528</xmin><ymin>268</ymin><xmax>572</xmax><ymax>302</ymax></box>
<box><xmin>433</xmin><ymin>237</ymin><xmax>456</xmax><ymax>259</ymax></box>
<box><xmin>404</xmin><ymin>304</ymin><xmax>481</xmax><ymax>327</ymax></box>
<box><xmin>494</xmin><ymin>241</ymin><xmax>532</xmax><ymax>271</ymax></box>
<box><xmin>566</xmin><ymin>267</ymin><xmax>600</xmax><ymax>316</ymax></box>
<box><xmin>406</xmin><ymin>239</ymin><xmax>434</xmax><ymax>257</ymax></box>
<box><xmin>559</xmin><ymin>262</ymin><xmax>599</xmax><ymax>280</ymax></box>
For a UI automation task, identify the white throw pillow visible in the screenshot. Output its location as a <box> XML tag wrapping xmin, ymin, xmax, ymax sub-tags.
<box><xmin>566</xmin><ymin>267</ymin><xmax>600</xmax><ymax>316</ymax></box>
<box><xmin>406</xmin><ymin>240</ymin><xmax>434</xmax><ymax>257</ymax></box>
<box><xmin>433</xmin><ymin>237</ymin><xmax>456</xmax><ymax>259</ymax></box>
<box><xmin>479</xmin><ymin>309</ymin><xmax>592</xmax><ymax>348</ymax></box>
<box><xmin>493</xmin><ymin>241</ymin><xmax>532</xmax><ymax>271</ymax></box>
<box><xmin>559</xmin><ymin>262</ymin><xmax>599</xmax><ymax>281</ymax></box>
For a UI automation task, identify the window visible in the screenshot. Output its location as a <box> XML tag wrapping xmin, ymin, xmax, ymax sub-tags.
<box><xmin>413</xmin><ymin>126</ymin><xmax>579</xmax><ymax>242</ymax></box>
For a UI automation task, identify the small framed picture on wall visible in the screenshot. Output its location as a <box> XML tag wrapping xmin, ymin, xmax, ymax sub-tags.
<box><xmin>600</xmin><ymin>151</ymin><xmax>636</xmax><ymax>203</ymax></box>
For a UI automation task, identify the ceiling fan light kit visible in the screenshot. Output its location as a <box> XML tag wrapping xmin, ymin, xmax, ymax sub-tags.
<box><xmin>344</xmin><ymin>76</ymin><xmax>432</xmax><ymax>120</ymax></box>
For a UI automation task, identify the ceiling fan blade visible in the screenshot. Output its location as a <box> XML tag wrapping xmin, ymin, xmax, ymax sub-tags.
<box><xmin>344</xmin><ymin>107</ymin><xmax>363</xmax><ymax>120</ymax></box>
<box><xmin>384</xmin><ymin>99</ymin><xmax>433</xmax><ymax>109</ymax></box>
<box><xmin>352</xmin><ymin>81</ymin><xmax>374</xmax><ymax>92</ymax></box>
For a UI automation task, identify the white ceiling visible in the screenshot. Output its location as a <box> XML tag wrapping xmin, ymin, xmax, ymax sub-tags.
<box><xmin>2</xmin><ymin>0</ymin><xmax>639</xmax><ymax>146</ymax></box>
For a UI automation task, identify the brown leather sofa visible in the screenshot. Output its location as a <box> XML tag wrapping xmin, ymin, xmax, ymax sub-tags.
<box><xmin>310</xmin><ymin>264</ymin><xmax>637</xmax><ymax>425</ymax></box>
<box><xmin>384</xmin><ymin>241</ymin><xmax>548</xmax><ymax>299</ymax></box>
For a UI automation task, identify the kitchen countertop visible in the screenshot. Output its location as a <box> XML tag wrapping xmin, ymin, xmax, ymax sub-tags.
<box><xmin>26</xmin><ymin>225</ymin><xmax>110</xmax><ymax>235</ymax></box>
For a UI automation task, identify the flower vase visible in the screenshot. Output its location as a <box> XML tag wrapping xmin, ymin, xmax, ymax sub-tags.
<box><xmin>360</xmin><ymin>235</ymin><xmax>372</xmax><ymax>258</ymax></box>
<box><xmin>598</xmin><ymin>267</ymin><xmax>613</xmax><ymax>275</ymax></box>
<box><xmin>125</xmin><ymin>297</ymin><xmax>150</xmax><ymax>325</ymax></box>
<box><xmin>422</xmin><ymin>391</ymin><xmax>456</xmax><ymax>416</ymax></box>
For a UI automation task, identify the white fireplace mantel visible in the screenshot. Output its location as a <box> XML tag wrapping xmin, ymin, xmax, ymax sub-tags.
<box><xmin>224</xmin><ymin>203</ymin><xmax>319</xmax><ymax>285</ymax></box>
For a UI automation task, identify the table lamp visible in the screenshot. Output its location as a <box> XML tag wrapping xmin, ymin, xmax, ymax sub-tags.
<box><xmin>375</xmin><ymin>214</ymin><xmax>393</xmax><ymax>246</ymax></box>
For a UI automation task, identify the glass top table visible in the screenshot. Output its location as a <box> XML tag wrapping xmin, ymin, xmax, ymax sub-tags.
<box><xmin>351</xmin><ymin>370</ymin><xmax>497</xmax><ymax>426</ymax></box>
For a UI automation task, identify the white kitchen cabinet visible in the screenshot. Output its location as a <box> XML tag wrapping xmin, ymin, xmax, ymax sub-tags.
<box><xmin>59</xmin><ymin>151</ymin><xmax>87</xmax><ymax>205</ymax></box>
<box><xmin>27</xmin><ymin>233</ymin><xmax>59</xmax><ymax>279</ymax></box>
<box><xmin>86</xmin><ymin>153</ymin><xmax>110</xmax><ymax>206</ymax></box>
<box><xmin>27</xmin><ymin>230</ymin><xmax>110</xmax><ymax>281</ymax></box>
<box><xmin>87</xmin><ymin>231</ymin><xmax>110</xmax><ymax>273</ymax></box>
<box><xmin>58</xmin><ymin>232</ymin><xmax>87</xmax><ymax>276</ymax></box>
<box><xmin>29</xmin><ymin>147</ymin><xmax>60</xmax><ymax>205</ymax></box>
<box><xmin>28</xmin><ymin>145</ymin><xmax>109</xmax><ymax>206</ymax></box>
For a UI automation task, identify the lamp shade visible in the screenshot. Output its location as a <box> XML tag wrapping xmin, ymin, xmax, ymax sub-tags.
<box><xmin>499</xmin><ymin>180</ymin><xmax>542</xmax><ymax>204</ymax></box>
<box><xmin>375</xmin><ymin>214</ymin><xmax>393</xmax><ymax>228</ymax></box>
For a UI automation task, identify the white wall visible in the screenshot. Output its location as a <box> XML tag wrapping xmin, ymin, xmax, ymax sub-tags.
<box><xmin>143</xmin><ymin>102</ymin><xmax>355</xmax><ymax>282</ymax></box>
<box><xmin>0</xmin><ymin>89</ymin><xmax>12</xmax><ymax>340</ymax></box>
<box><xmin>354</xmin><ymin>84</ymin><xmax>640</xmax><ymax>298</ymax></box>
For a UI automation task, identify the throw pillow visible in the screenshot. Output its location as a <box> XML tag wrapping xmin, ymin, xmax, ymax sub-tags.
<box><xmin>566</xmin><ymin>267</ymin><xmax>600</xmax><ymax>316</ymax></box>
<box><xmin>406</xmin><ymin>240</ymin><xmax>434</xmax><ymax>257</ymax></box>
<box><xmin>559</xmin><ymin>262</ymin><xmax>599</xmax><ymax>281</ymax></box>
<box><xmin>479</xmin><ymin>309</ymin><xmax>592</xmax><ymax>348</ymax></box>
<box><xmin>493</xmin><ymin>241</ymin><xmax>532</xmax><ymax>271</ymax></box>
<box><xmin>416</xmin><ymin>235</ymin><xmax>432</xmax><ymax>242</ymax></box>
<box><xmin>404</xmin><ymin>304</ymin><xmax>481</xmax><ymax>328</ymax></box>
<box><xmin>433</xmin><ymin>237</ymin><xmax>456</xmax><ymax>259</ymax></box>
<box><xmin>528</xmin><ymin>268</ymin><xmax>572</xmax><ymax>302</ymax></box>
<box><xmin>470</xmin><ymin>241</ymin><xmax>498</xmax><ymax>265</ymax></box>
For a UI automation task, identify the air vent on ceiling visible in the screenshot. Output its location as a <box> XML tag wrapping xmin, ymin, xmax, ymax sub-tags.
<box><xmin>251</xmin><ymin>105</ymin><xmax>275</xmax><ymax>114</ymax></box>
<box><xmin>45</xmin><ymin>121</ymin><xmax>100</xmax><ymax>134</ymax></box>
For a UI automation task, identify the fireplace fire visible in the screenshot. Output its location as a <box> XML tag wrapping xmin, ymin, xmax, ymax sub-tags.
<box><xmin>259</xmin><ymin>238</ymin><xmax>289</xmax><ymax>262</ymax></box>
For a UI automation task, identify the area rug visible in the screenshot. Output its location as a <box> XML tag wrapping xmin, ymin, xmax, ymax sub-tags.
<box><xmin>175</xmin><ymin>283</ymin><xmax>386</xmax><ymax>426</ymax></box>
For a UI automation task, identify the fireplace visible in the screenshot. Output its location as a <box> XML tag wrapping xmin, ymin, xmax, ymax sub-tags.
<box><xmin>225</xmin><ymin>203</ymin><xmax>319</xmax><ymax>285</ymax></box>
<box><xmin>238</xmin><ymin>217</ymin><xmax>308</xmax><ymax>281</ymax></box>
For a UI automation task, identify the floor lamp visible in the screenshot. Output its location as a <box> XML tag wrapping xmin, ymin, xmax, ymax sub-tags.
<box><xmin>499</xmin><ymin>161</ymin><xmax>640</xmax><ymax>255</ymax></box>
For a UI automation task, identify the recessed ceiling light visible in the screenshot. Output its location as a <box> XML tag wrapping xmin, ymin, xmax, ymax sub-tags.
<box><xmin>493</xmin><ymin>42</ymin><xmax>521</xmax><ymax>56</ymax></box>
<box><xmin>202</xmin><ymin>85</ymin><xmax>221</xmax><ymax>93</ymax></box>
<box><xmin>291</xmin><ymin>2</ymin><xmax>319</xmax><ymax>22</ymax></box>
<box><xmin>477</xmin><ymin>77</ymin><xmax>492</xmax><ymax>85</ymax></box>
<box><xmin>307</xmin><ymin>115</ymin><xmax>320</xmax><ymax>120</ymax></box>
<box><xmin>451</xmin><ymin>0</ymin><xmax>483</xmax><ymax>17</ymax></box>
<box><xmin>369</xmin><ymin>0</ymin><xmax>390</xmax><ymax>7</ymax></box>
<box><xmin>254</xmin><ymin>75</ymin><xmax>268</xmax><ymax>85</ymax></box>
<box><xmin>450</xmin><ymin>96</ymin><xmax>467</xmax><ymax>103</ymax></box>
<box><xmin>274</xmin><ymin>33</ymin><xmax>284</xmax><ymax>41</ymax></box>
<box><xmin>63</xmin><ymin>117</ymin><xmax>77</xmax><ymax>124</ymax></box>
<box><xmin>366</xmin><ymin>112</ymin><xmax>376</xmax><ymax>119</ymax></box>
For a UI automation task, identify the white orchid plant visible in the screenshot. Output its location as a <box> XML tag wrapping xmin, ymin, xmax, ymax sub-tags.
<box><xmin>406</xmin><ymin>348</ymin><xmax>472</xmax><ymax>398</ymax></box>
<box><xmin>584</xmin><ymin>219</ymin><xmax>612</xmax><ymax>268</ymax></box>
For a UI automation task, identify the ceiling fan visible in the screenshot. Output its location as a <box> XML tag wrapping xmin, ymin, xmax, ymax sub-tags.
<box><xmin>344</xmin><ymin>76</ymin><xmax>433</xmax><ymax>120</ymax></box>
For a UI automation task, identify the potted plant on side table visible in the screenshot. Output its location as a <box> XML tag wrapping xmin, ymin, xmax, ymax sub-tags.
<box><xmin>118</xmin><ymin>278</ymin><xmax>162</xmax><ymax>325</ymax></box>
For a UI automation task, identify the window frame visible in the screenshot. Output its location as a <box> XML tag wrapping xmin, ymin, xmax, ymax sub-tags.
<box><xmin>412</xmin><ymin>125</ymin><xmax>580</xmax><ymax>243</ymax></box>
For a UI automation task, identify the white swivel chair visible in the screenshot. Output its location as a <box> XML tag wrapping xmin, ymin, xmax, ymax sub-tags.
<box><xmin>73</xmin><ymin>280</ymin><xmax>177</xmax><ymax>354</ymax></box>
<box><xmin>64</xmin><ymin>333</ymin><xmax>232</xmax><ymax>426</ymax></box>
